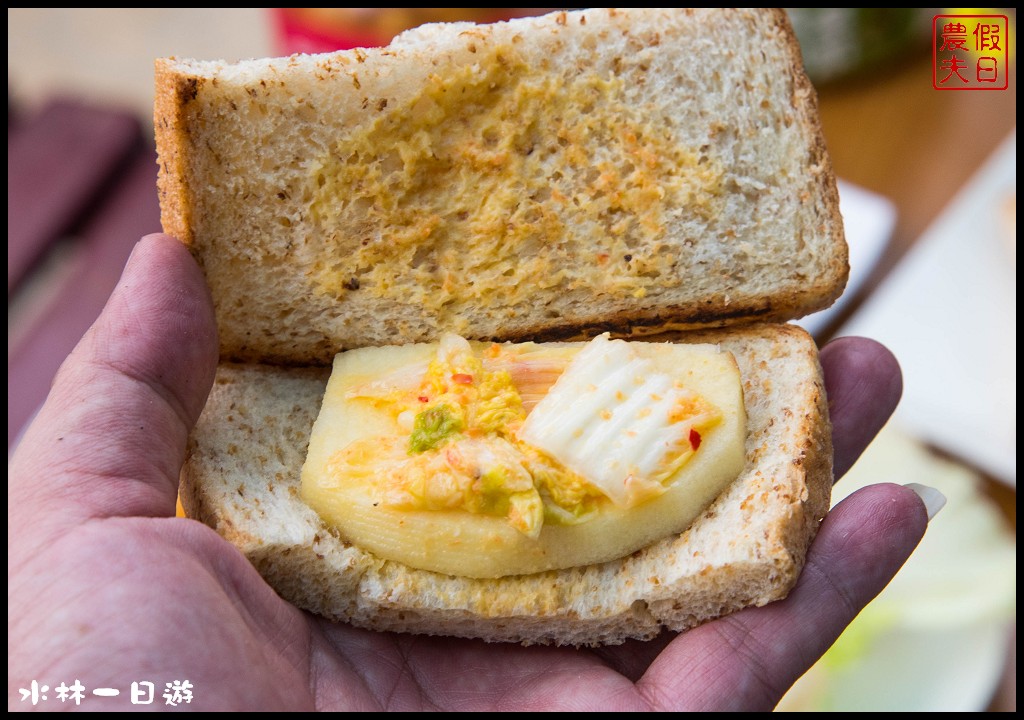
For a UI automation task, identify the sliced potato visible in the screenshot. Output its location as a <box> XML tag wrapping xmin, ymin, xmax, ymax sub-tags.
<box><xmin>301</xmin><ymin>338</ymin><xmax>745</xmax><ymax>578</ymax></box>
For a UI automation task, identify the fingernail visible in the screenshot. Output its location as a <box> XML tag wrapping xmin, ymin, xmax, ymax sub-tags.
<box><xmin>904</xmin><ymin>483</ymin><xmax>946</xmax><ymax>521</ymax></box>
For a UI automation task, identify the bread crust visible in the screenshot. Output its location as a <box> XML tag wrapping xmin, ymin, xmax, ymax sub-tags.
<box><xmin>767</xmin><ymin>8</ymin><xmax>848</xmax><ymax>324</ymax></box>
<box><xmin>181</xmin><ymin>324</ymin><xmax>832</xmax><ymax>646</ymax></box>
<box><xmin>153</xmin><ymin>60</ymin><xmax>199</xmax><ymax>249</ymax></box>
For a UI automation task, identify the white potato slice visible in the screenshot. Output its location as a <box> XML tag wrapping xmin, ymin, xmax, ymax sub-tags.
<box><xmin>301</xmin><ymin>338</ymin><xmax>745</xmax><ymax>578</ymax></box>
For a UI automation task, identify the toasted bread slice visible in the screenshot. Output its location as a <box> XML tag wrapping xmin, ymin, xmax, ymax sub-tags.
<box><xmin>155</xmin><ymin>8</ymin><xmax>846</xmax><ymax>365</ymax></box>
<box><xmin>180</xmin><ymin>324</ymin><xmax>832</xmax><ymax>646</ymax></box>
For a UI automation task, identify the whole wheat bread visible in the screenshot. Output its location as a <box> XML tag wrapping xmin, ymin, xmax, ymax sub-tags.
<box><xmin>181</xmin><ymin>324</ymin><xmax>832</xmax><ymax>646</ymax></box>
<box><xmin>155</xmin><ymin>8</ymin><xmax>846</xmax><ymax>364</ymax></box>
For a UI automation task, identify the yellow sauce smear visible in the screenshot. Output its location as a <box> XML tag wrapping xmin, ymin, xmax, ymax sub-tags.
<box><xmin>308</xmin><ymin>44</ymin><xmax>722</xmax><ymax>316</ymax></box>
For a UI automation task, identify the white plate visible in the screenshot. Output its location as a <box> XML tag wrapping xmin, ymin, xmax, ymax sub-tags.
<box><xmin>838</xmin><ymin>131</ymin><xmax>1016</xmax><ymax>486</ymax></box>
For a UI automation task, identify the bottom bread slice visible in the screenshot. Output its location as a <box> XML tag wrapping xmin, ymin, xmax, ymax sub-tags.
<box><xmin>181</xmin><ymin>323</ymin><xmax>832</xmax><ymax>646</ymax></box>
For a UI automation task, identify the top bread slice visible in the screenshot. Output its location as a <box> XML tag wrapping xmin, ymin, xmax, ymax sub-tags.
<box><xmin>181</xmin><ymin>324</ymin><xmax>832</xmax><ymax>646</ymax></box>
<box><xmin>155</xmin><ymin>8</ymin><xmax>846</xmax><ymax>365</ymax></box>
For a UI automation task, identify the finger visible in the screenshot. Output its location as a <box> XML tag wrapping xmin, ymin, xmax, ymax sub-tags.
<box><xmin>637</xmin><ymin>483</ymin><xmax>928</xmax><ymax>711</ymax></box>
<box><xmin>9</xmin><ymin>234</ymin><xmax>217</xmax><ymax>526</ymax></box>
<box><xmin>819</xmin><ymin>337</ymin><xmax>902</xmax><ymax>479</ymax></box>
<box><xmin>588</xmin><ymin>632</ymin><xmax>676</xmax><ymax>683</ymax></box>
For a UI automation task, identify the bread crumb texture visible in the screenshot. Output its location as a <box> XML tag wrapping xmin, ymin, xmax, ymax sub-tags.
<box><xmin>156</xmin><ymin>8</ymin><xmax>845</xmax><ymax>363</ymax></box>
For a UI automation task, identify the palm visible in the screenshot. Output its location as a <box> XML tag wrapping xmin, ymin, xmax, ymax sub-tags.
<box><xmin>312</xmin><ymin>622</ymin><xmax>638</xmax><ymax>711</ymax></box>
<box><xmin>9</xmin><ymin>236</ymin><xmax>925</xmax><ymax>712</ymax></box>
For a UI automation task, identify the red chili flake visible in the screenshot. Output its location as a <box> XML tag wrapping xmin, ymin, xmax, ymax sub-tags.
<box><xmin>418</xmin><ymin>396</ymin><xmax>430</xmax><ymax>403</ymax></box>
<box><xmin>689</xmin><ymin>429</ymin><xmax>702</xmax><ymax>451</ymax></box>
<box><xmin>452</xmin><ymin>373</ymin><xmax>474</xmax><ymax>385</ymax></box>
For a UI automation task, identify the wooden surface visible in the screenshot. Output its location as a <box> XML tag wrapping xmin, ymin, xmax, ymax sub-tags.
<box><xmin>7</xmin><ymin>100</ymin><xmax>142</xmax><ymax>296</ymax></box>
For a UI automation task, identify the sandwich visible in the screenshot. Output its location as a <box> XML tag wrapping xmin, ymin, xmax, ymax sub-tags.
<box><xmin>157</xmin><ymin>8</ymin><xmax>846</xmax><ymax>646</ymax></box>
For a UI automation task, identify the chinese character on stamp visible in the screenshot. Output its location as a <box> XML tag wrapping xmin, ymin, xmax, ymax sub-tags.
<box><xmin>933</xmin><ymin>15</ymin><xmax>1009</xmax><ymax>90</ymax></box>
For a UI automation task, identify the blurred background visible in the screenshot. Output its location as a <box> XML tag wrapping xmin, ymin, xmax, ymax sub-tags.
<box><xmin>7</xmin><ymin>8</ymin><xmax>1016</xmax><ymax>711</ymax></box>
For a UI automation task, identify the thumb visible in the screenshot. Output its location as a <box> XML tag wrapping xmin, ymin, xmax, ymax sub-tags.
<box><xmin>9</xmin><ymin>234</ymin><xmax>217</xmax><ymax>530</ymax></box>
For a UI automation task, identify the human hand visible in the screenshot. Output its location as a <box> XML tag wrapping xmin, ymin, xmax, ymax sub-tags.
<box><xmin>8</xmin><ymin>234</ymin><xmax>931</xmax><ymax>711</ymax></box>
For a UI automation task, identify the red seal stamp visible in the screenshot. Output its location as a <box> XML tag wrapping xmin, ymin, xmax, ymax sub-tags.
<box><xmin>933</xmin><ymin>15</ymin><xmax>1009</xmax><ymax>90</ymax></box>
